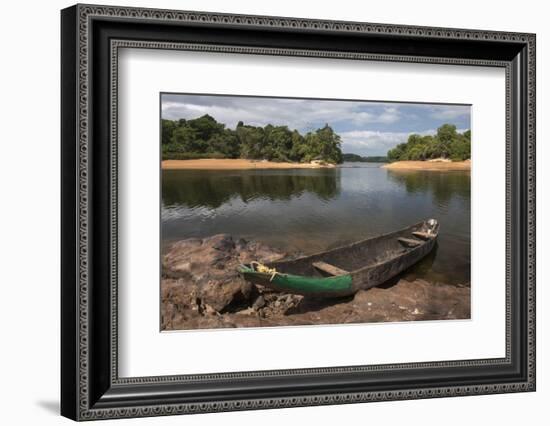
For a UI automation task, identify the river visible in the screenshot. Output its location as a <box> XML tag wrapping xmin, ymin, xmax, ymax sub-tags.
<box><xmin>162</xmin><ymin>162</ymin><xmax>470</xmax><ymax>285</ymax></box>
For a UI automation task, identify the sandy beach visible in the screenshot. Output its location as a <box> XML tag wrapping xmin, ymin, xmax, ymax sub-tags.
<box><xmin>383</xmin><ymin>160</ymin><xmax>471</xmax><ymax>171</ymax></box>
<box><xmin>162</xmin><ymin>158</ymin><xmax>336</xmax><ymax>170</ymax></box>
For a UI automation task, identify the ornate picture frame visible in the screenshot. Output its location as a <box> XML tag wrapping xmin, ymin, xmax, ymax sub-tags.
<box><xmin>61</xmin><ymin>4</ymin><xmax>535</xmax><ymax>420</ymax></box>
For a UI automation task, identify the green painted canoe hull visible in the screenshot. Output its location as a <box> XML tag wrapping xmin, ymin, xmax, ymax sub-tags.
<box><xmin>237</xmin><ymin>265</ymin><xmax>353</xmax><ymax>297</ymax></box>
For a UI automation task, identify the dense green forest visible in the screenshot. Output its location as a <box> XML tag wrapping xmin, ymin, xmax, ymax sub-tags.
<box><xmin>387</xmin><ymin>124</ymin><xmax>471</xmax><ymax>162</ymax></box>
<box><xmin>342</xmin><ymin>153</ymin><xmax>388</xmax><ymax>163</ymax></box>
<box><xmin>162</xmin><ymin>114</ymin><xmax>343</xmax><ymax>164</ymax></box>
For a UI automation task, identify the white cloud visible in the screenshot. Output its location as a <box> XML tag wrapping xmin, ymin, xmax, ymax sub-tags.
<box><xmin>161</xmin><ymin>97</ymin><xmax>402</xmax><ymax>132</ymax></box>
<box><xmin>377</xmin><ymin>107</ymin><xmax>401</xmax><ymax>124</ymax></box>
<box><xmin>429</xmin><ymin>105</ymin><xmax>470</xmax><ymax>120</ymax></box>
<box><xmin>340</xmin><ymin>129</ymin><xmax>437</xmax><ymax>156</ymax></box>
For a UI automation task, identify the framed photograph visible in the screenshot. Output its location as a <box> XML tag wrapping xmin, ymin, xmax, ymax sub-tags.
<box><xmin>61</xmin><ymin>4</ymin><xmax>536</xmax><ymax>421</ymax></box>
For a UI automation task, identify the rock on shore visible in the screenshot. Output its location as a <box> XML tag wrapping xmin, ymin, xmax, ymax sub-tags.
<box><xmin>161</xmin><ymin>235</ymin><xmax>470</xmax><ymax>330</ymax></box>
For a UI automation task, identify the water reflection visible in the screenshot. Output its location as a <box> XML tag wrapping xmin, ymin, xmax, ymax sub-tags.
<box><xmin>162</xmin><ymin>163</ymin><xmax>470</xmax><ymax>285</ymax></box>
<box><xmin>387</xmin><ymin>170</ymin><xmax>470</xmax><ymax>203</ymax></box>
<box><xmin>163</xmin><ymin>169</ymin><xmax>341</xmax><ymax>209</ymax></box>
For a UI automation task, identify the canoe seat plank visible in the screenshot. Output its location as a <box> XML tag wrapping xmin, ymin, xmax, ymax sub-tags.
<box><xmin>412</xmin><ymin>231</ymin><xmax>434</xmax><ymax>240</ymax></box>
<box><xmin>398</xmin><ymin>237</ymin><xmax>423</xmax><ymax>247</ymax></box>
<box><xmin>312</xmin><ymin>261</ymin><xmax>349</xmax><ymax>276</ymax></box>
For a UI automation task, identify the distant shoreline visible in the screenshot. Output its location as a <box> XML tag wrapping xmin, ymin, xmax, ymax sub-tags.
<box><xmin>162</xmin><ymin>159</ymin><xmax>336</xmax><ymax>170</ymax></box>
<box><xmin>382</xmin><ymin>160</ymin><xmax>471</xmax><ymax>171</ymax></box>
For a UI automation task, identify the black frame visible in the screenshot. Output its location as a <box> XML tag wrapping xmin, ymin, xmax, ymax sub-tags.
<box><xmin>61</xmin><ymin>4</ymin><xmax>536</xmax><ymax>421</ymax></box>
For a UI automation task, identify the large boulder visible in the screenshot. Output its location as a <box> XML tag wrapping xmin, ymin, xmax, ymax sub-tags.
<box><xmin>161</xmin><ymin>235</ymin><xmax>286</xmax><ymax>329</ymax></box>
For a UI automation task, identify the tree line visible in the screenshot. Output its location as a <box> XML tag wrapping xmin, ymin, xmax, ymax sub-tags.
<box><xmin>387</xmin><ymin>124</ymin><xmax>471</xmax><ymax>162</ymax></box>
<box><xmin>162</xmin><ymin>114</ymin><xmax>344</xmax><ymax>164</ymax></box>
<box><xmin>342</xmin><ymin>153</ymin><xmax>388</xmax><ymax>163</ymax></box>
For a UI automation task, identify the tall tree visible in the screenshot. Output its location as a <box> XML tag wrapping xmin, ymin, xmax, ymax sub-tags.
<box><xmin>161</xmin><ymin>114</ymin><xmax>345</xmax><ymax>163</ymax></box>
<box><xmin>386</xmin><ymin>125</ymin><xmax>470</xmax><ymax>162</ymax></box>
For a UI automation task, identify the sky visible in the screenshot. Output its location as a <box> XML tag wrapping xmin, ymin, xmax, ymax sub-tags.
<box><xmin>161</xmin><ymin>94</ymin><xmax>471</xmax><ymax>156</ymax></box>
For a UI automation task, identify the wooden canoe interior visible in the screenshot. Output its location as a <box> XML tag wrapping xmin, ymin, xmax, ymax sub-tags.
<box><xmin>397</xmin><ymin>237</ymin><xmax>423</xmax><ymax>247</ymax></box>
<box><xmin>269</xmin><ymin>221</ymin><xmax>436</xmax><ymax>278</ymax></box>
<box><xmin>312</xmin><ymin>261</ymin><xmax>349</xmax><ymax>276</ymax></box>
<box><xmin>412</xmin><ymin>231</ymin><xmax>435</xmax><ymax>240</ymax></box>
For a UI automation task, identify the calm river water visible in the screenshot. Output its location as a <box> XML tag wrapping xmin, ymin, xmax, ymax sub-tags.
<box><xmin>162</xmin><ymin>163</ymin><xmax>470</xmax><ymax>285</ymax></box>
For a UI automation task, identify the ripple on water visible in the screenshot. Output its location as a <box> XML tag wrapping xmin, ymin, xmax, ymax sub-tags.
<box><xmin>162</xmin><ymin>165</ymin><xmax>471</xmax><ymax>285</ymax></box>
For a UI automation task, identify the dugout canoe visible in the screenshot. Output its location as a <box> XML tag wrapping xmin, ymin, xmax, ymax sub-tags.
<box><xmin>237</xmin><ymin>219</ymin><xmax>439</xmax><ymax>298</ymax></box>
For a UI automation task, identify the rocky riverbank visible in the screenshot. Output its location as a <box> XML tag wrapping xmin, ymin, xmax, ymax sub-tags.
<box><xmin>161</xmin><ymin>234</ymin><xmax>470</xmax><ymax>330</ymax></box>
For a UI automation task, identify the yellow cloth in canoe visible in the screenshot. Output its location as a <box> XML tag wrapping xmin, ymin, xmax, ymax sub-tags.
<box><xmin>250</xmin><ymin>261</ymin><xmax>279</xmax><ymax>281</ymax></box>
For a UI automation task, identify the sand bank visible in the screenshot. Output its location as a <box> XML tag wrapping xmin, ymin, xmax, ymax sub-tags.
<box><xmin>383</xmin><ymin>160</ymin><xmax>471</xmax><ymax>171</ymax></box>
<box><xmin>162</xmin><ymin>159</ymin><xmax>336</xmax><ymax>170</ymax></box>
